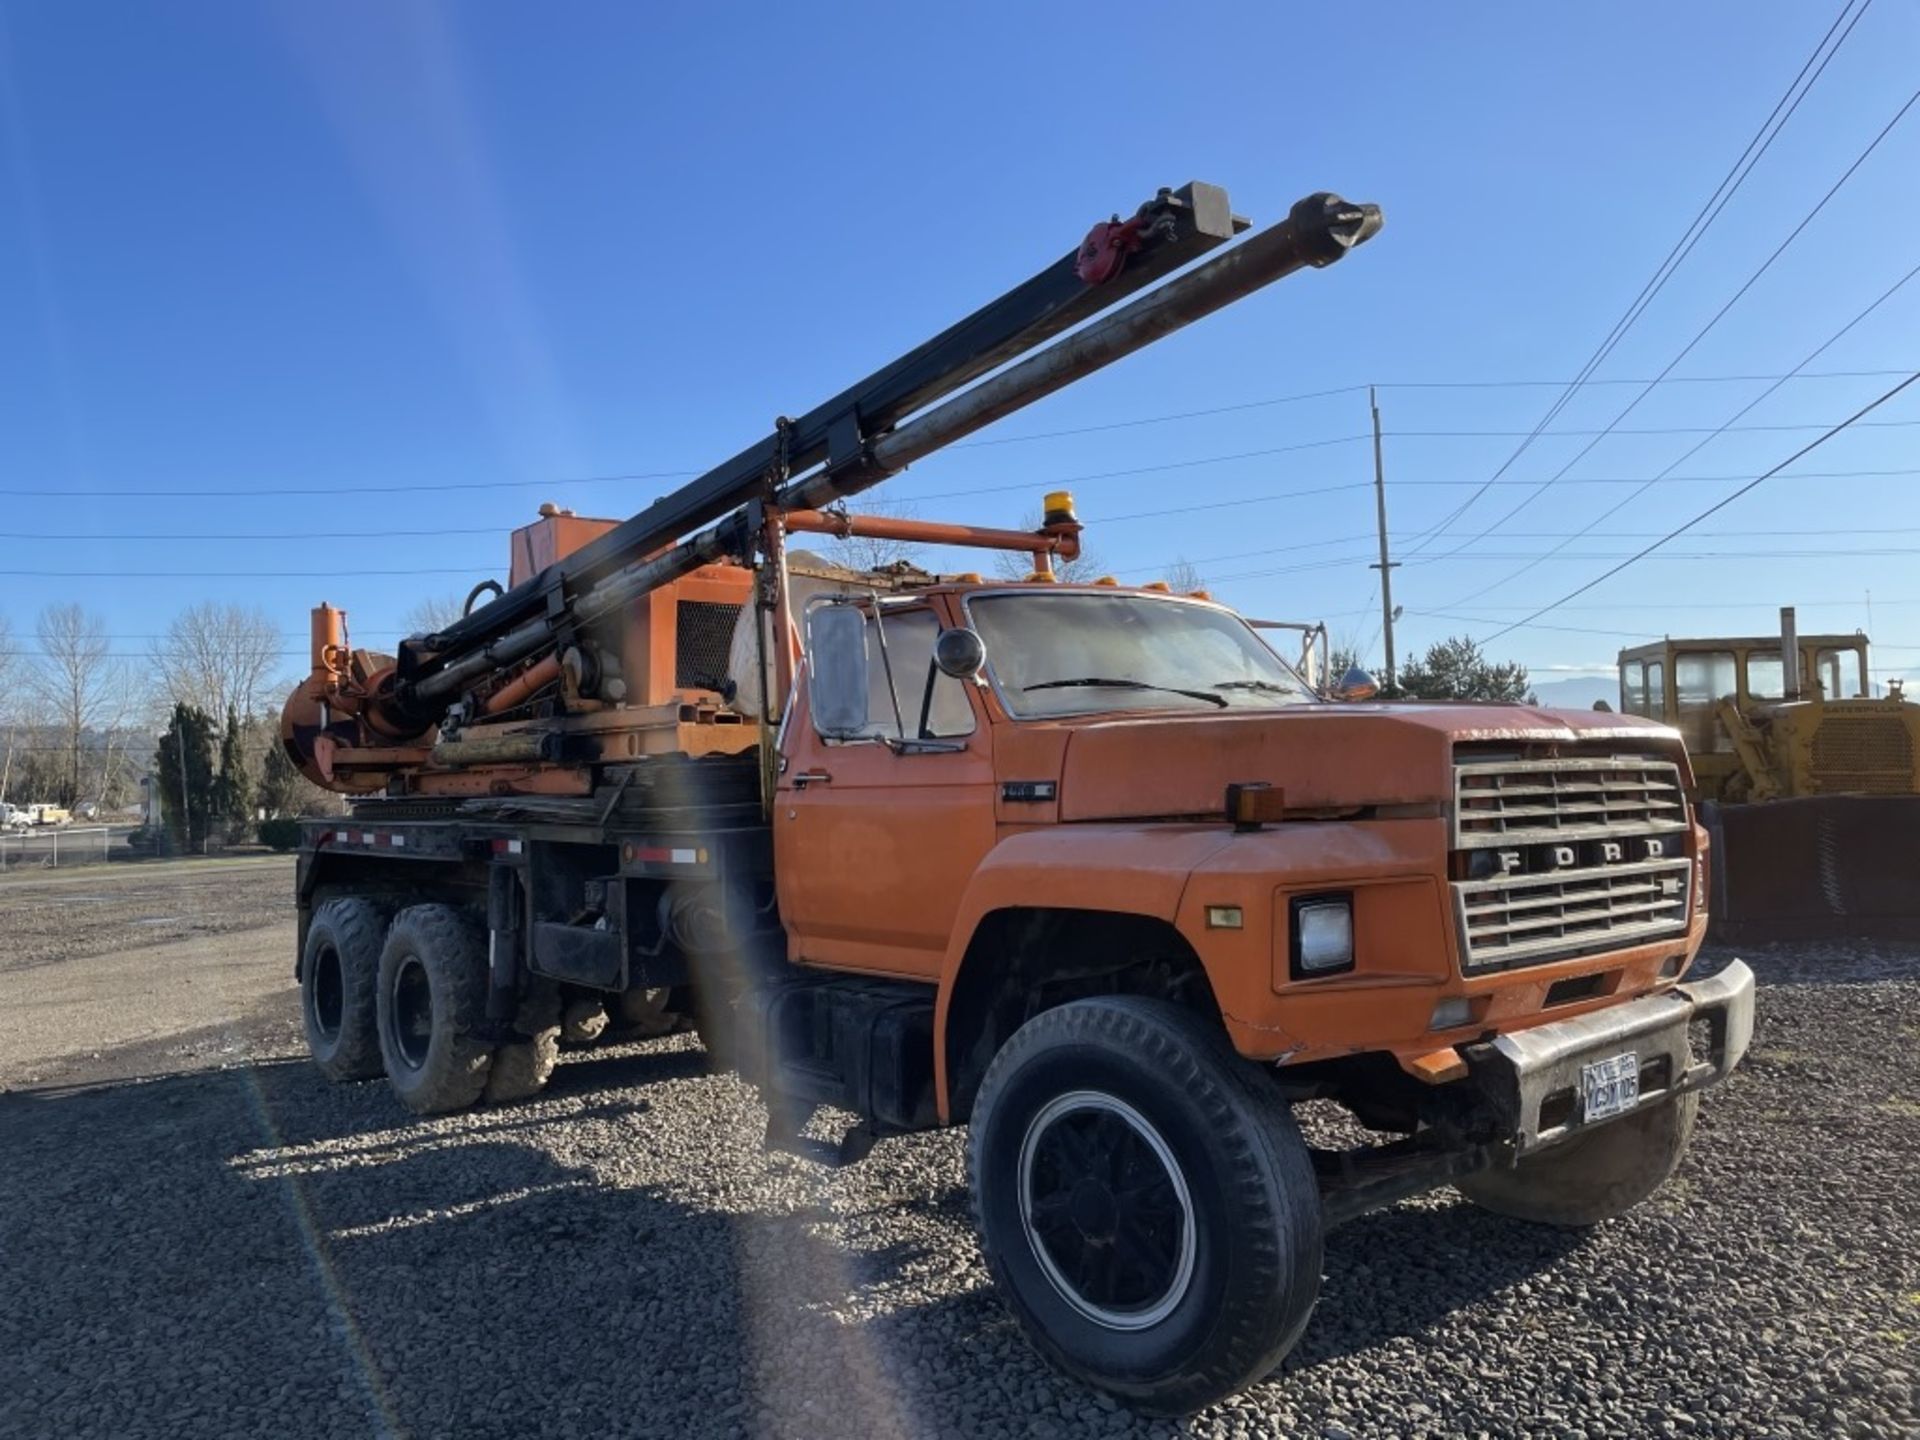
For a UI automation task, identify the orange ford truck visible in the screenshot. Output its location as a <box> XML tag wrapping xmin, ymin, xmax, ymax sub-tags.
<box><xmin>282</xmin><ymin>181</ymin><xmax>1753</xmax><ymax>1412</ymax></box>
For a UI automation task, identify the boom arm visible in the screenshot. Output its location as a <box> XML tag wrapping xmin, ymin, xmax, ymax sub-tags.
<box><xmin>284</xmin><ymin>183</ymin><xmax>1382</xmax><ymax>790</ymax></box>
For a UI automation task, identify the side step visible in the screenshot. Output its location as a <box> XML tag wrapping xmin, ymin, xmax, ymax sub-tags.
<box><xmin>740</xmin><ymin>976</ymin><xmax>939</xmax><ymax>1166</ymax></box>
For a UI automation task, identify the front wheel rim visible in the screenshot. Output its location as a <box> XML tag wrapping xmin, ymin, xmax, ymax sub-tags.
<box><xmin>1017</xmin><ymin>1089</ymin><xmax>1197</xmax><ymax>1331</ymax></box>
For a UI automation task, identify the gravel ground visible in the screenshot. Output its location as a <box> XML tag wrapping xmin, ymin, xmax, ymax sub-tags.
<box><xmin>0</xmin><ymin>856</ymin><xmax>293</xmax><ymax>974</ymax></box>
<box><xmin>0</xmin><ymin>859</ymin><xmax>298</xmax><ymax>1090</ymax></box>
<box><xmin>0</xmin><ymin>926</ymin><xmax>1915</xmax><ymax>1439</ymax></box>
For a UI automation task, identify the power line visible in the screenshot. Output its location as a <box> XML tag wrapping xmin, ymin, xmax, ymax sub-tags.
<box><xmin>0</xmin><ymin>527</ymin><xmax>510</xmax><ymax>542</ymax></box>
<box><xmin>1412</xmin><ymin>611</ymin><xmax>1667</xmax><ymax>641</ymax></box>
<box><xmin>0</xmin><ymin>468</ymin><xmax>702</xmax><ymax>501</ymax></box>
<box><xmin>6</xmin><ymin>450</ymin><xmax>1920</xmax><ymax>566</ymax></box>
<box><xmin>1374</xmin><ymin>367</ymin><xmax>1914</xmax><ymax>390</ymax></box>
<box><xmin>1422</xmin><ymin>80</ymin><xmax>1920</xmax><ymax>562</ymax></box>
<box><xmin>1403</xmin><ymin>0</ymin><xmax>1881</xmax><ymax>555</ymax></box>
<box><xmin>1201</xmin><ymin>541</ymin><xmax>1920</xmax><ymax>589</ymax></box>
<box><xmin>1417</xmin><ymin>525</ymin><xmax>1920</xmax><ymax>540</ymax></box>
<box><xmin>1412</xmin><ymin>599</ymin><xmax>1920</xmax><ymax>612</ymax></box>
<box><xmin>894</xmin><ymin>435</ymin><xmax>1371</xmax><ymax>505</ymax></box>
<box><xmin>1527</xmin><ymin>0</ymin><xmax>1874</xmax><ymax>400</ymax></box>
<box><xmin>1472</xmin><ymin>370</ymin><xmax>1920</xmax><ymax>643</ymax></box>
<box><xmin>1110</xmin><ymin>533</ymin><xmax>1376</xmax><ymax>576</ymax></box>
<box><xmin>1385</xmin><ymin>419</ymin><xmax>1920</xmax><ymax>438</ymax></box>
<box><xmin>1436</xmin><ymin>257</ymin><xmax>1920</xmax><ymax>607</ymax></box>
<box><xmin>0</xmin><ymin>567</ymin><xmax>494</xmax><ymax>579</ymax></box>
<box><xmin>948</xmin><ymin>385</ymin><xmax>1366</xmax><ymax>447</ymax></box>
<box><xmin>6</xmin><ymin>415</ymin><xmax>1916</xmax><ymax>548</ymax></box>
<box><xmin>7</xmin><ymin>360</ymin><xmax>1920</xmax><ymax>506</ymax></box>
<box><xmin>1386</xmin><ymin>467</ymin><xmax>1920</xmax><ymax>487</ymax></box>
<box><xmin>943</xmin><ymin>366</ymin><xmax>1920</xmax><ymax>446</ymax></box>
<box><xmin>1413</xmin><ymin>546</ymin><xmax>1920</xmax><ymax>563</ymax></box>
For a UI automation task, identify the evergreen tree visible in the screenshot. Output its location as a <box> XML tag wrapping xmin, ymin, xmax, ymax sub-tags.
<box><xmin>213</xmin><ymin>706</ymin><xmax>252</xmax><ymax>841</ymax></box>
<box><xmin>257</xmin><ymin>735</ymin><xmax>302</xmax><ymax>819</ymax></box>
<box><xmin>1397</xmin><ymin>636</ymin><xmax>1536</xmax><ymax>703</ymax></box>
<box><xmin>155</xmin><ymin>704</ymin><xmax>217</xmax><ymax>852</ymax></box>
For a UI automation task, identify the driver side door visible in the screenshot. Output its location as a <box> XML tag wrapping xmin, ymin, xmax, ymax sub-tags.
<box><xmin>775</xmin><ymin>603</ymin><xmax>998</xmax><ymax>980</ymax></box>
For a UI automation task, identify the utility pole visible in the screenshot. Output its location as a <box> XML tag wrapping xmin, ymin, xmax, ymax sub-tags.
<box><xmin>175</xmin><ymin>710</ymin><xmax>192</xmax><ymax>856</ymax></box>
<box><xmin>1368</xmin><ymin>386</ymin><xmax>1399</xmax><ymax>691</ymax></box>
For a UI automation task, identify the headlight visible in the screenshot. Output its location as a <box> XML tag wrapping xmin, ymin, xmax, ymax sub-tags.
<box><xmin>1290</xmin><ymin>893</ymin><xmax>1354</xmax><ymax>978</ymax></box>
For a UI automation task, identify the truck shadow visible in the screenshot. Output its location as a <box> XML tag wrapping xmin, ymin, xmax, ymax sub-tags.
<box><xmin>1289</xmin><ymin>1202</ymin><xmax>1585</xmax><ymax>1371</ymax></box>
<box><xmin>0</xmin><ymin>1055</ymin><xmax>1596</xmax><ymax>1440</ymax></box>
<box><xmin>544</xmin><ymin>1035</ymin><xmax>713</xmax><ymax>1096</ymax></box>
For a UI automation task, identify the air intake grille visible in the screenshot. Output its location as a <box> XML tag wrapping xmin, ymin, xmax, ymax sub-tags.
<box><xmin>1451</xmin><ymin>756</ymin><xmax>1691</xmax><ymax>972</ymax></box>
<box><xmin>1454</xmin><ymin>756</ymin><xmax>1688</xmax><ymax>850</ymax></box>
<box><xmin>675</xmin><ymin>600</ymin><xmax>744</xmax><ymax>693</ymax></box>
<box><xmin>1808</xmin><ymin>715</ymin><xmax>1915</xmax><ymax>795</ymax></box>
<box><xmin>1453</xmin><ymin>859</ymin><xmax>1692</xmax><ymax>971</ymax></box>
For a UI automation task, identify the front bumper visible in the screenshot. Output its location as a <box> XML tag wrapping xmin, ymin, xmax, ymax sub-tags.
<box><xmin>1464</xmin><ymin>960</ymin><xmax>1755</xmax><ymax>1156</ymax></box>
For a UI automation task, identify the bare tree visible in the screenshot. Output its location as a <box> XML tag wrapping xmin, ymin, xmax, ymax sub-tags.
<box><xmin>90</xmin><ymin>662</ymin><xmax>145</xmax><ymax>810</ymax></box>
<box><xmin>825</xmin><ymin>502</ymin><xmax>926</xmax><ymax>575</ymax></box>
<box><xmin>33</xmin><ymin>604</ymin><xmax>113</xmax><ymax>807</ymax></box>
<box><xmin>1163</xmin><ymin>556</ymin><xmax>1206</xmax><ymax>594</ymax></box>
<box><xmin>404</xmin><ymin>592</ymin><xmax>468</xmax><ymax>637</ymax></box>
<box><xmin>153</xmin><ymin>601</ymin><xmax>286</xmax><ymax>721</ymax></box>
<box><xmin>991</xmin><ymin>511</ymin><xmax>1104</xmax><ymax>583</ymax></box>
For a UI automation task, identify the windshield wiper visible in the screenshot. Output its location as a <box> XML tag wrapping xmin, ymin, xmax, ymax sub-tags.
<box><xmin>1023</xmin><ymin>677</ymin><xmax>1227</xmax><ymax>708</ymax></box>
<box><xmin>1213</xmin><ymin>679</ymin><xmax>1296</xmax><ymax>695</ymax></box>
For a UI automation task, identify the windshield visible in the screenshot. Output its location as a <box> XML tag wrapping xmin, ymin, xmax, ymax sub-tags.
<box><xmin>968</xmin><ymin>591</ymin><xmax>1313</xmax><ymax>718</ymax></box>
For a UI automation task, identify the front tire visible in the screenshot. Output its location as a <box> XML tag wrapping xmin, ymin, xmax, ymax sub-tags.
<box><xmin>966</xmin><ymin>997</ymin><xmax>1323</xmax><ymax>1416</ymax></box>
<box><xmin>375</xmin><ymin>905</ymin><xmax>495</xmax><ymax>1115</ymax></box>
<box><xmin>1457</xmin><ymin>1091</ymin><xmax>1699</xmax><ymax>1227</ymax></box>
<box><xmin>301</xmin><ymin>898</ymin><xmax>387</xmax><ymax>1082</ymax></box>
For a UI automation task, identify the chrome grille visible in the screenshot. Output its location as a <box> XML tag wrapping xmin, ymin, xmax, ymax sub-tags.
<box><xmin>1452</xmin><ymin>756</ymin><xmax>1691</xmax><ymax>972</ymax></box>
<box><xmin>1454</xmin><ymin>756</ymin><xmax>1688</xmax><ymax>850</ymax></box>
<box><xmin>1453</xmin><ymin>859</ymin><xmax>1692</xmax><ymax>970</ymax></box>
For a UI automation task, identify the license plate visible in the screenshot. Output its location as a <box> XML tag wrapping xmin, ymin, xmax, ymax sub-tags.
<box><xmin>1581</xmin><ymin>1051</ymin><xmax>1639</xmax><ymax>1123</ymax></box>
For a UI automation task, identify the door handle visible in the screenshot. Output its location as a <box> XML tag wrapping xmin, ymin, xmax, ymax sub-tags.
<box><xmin>790</xmin><ymin>770</ymin><xmax>833</xmax><ymax>789</ymax></box>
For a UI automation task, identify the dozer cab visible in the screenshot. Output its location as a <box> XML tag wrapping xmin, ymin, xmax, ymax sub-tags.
<box><xmin>1617</xmin><ymin>607</ymin><xmax>1920</xmax><ymax>940</ymax></box>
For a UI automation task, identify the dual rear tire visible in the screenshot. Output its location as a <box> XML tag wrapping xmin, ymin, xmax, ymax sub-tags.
<box><xmin>301</xmin><ymin>899</ymin><xmax>563</xmax><ymax>1113</ymax></box>
<box><xmin>300</xmin><ymin>898</ymin><xmax>387</xmax><ymax>1082</ymax></box>
<box><xmin>374</xmin><ymin>904</ymin><xmax>496</xmax><ymax>1114</ymax></box>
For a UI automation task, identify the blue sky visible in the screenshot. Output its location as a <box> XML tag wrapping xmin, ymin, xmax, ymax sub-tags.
<box><xmin>2</xmin><ymin>1</ymin><xmax>1917</xmax><ymax>698</ymax></box>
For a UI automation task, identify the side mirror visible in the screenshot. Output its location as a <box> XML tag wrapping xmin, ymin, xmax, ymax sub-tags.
<box><xmin>807</xmin><ymin>604</ymin><xmax>871</xmax><ymax>737</ymax></box>
<box><xmin>1332</xmin><ymin>666</ymin><xmax>1379</xmax><ymax>702</ymax></box>
<box><xmin>933</xmin><ymin>627</ymin><xmax>987</xmax><ymax>680</ymax></box>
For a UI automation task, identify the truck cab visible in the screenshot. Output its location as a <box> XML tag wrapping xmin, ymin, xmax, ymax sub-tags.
<box><xmin>780</xmin><ymin>579</ymin><xmax>1737</xmax><ymax>1124</ymax></box>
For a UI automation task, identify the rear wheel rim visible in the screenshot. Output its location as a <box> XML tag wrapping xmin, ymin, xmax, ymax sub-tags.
<box><xmin>309</xmin><ymin>945</ymin><xmax>344</xmax><ymax>1042</ymax></box>
<box><xmin>390</xmin><ymin>956</ymin><xmax>434</xmax><ymax>1069</ymax></box>
<box><xmin>1017</xmin><ymin>1089</ymin><xmax>1196</xmax><ymax>1331</ymax></box>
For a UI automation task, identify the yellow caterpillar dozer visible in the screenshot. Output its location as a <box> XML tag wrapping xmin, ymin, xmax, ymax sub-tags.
<box><xmin>1616</xmin><ymin>607</ymin><xmax>1920</xmax><ymax>940</ymax></box>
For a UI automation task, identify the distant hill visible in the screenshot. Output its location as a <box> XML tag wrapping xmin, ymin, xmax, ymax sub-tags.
<box><xmin>1528</xmin><ymin>674</ymin><xmax>1618</xmax><ymax>711</ymax></box>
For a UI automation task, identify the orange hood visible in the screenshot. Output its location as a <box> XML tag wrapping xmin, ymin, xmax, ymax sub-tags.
<box><xmin>1051</xmin><ymin>703</ymin><xmax>1683</xmax><ymax>822</ymax></box>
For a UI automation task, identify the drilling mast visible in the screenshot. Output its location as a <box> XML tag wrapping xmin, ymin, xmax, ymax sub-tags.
<box><xmin>283</xmin><ymin>186</ymin><xmax>1383</xmax><ymax>797</ymax></box>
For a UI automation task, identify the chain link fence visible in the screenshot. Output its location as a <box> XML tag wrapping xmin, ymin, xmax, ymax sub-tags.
<box><xmin>0</xmin><ymin>826</ymin><xmax>120</xmax><ymax>872</ymax></box>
